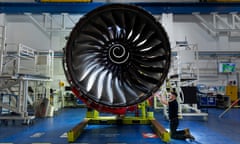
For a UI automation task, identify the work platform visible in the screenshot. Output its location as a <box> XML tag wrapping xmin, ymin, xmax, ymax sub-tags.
<box><xmin>0</xmin><ymin>43</ymin><xmax>53</xmax><ymax>125</ymax></box>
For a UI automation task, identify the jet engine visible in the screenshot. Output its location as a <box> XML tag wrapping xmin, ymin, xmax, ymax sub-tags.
<box><xmin>63</xmin><ymin>4</ymin><xmax>171</xmax><ymax>114</ymax></box>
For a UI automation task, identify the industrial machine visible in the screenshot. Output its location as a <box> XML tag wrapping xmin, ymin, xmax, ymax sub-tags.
<box><xmin>63</xmin><ymin>3</ymin><xmax>171</xmax><ymax>143</ymax></box>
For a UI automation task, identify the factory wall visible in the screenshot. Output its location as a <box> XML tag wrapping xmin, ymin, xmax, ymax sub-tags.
<box><xmin>4</xmin><ymin>13</ymin><xmax>240</xmax><ymax>89</ymax></box>
<box><xmin>6</xmin><ymin>15</ymin><xmax>240</xmax><ymax>52</ymax></box>
<box><xmin>6</xmin><ymin>22</ymin><xmax>51</xmax><ymax>51</ymax></box>
<box><xmin>173</xmin><ymin>22</ymin><xmax>240</xmax><ymax>51</ymax></box>
<box><xmin>5</xmin><ymin>21</ymin><xmax>67</xmax><ymax>89</ymax></box>
<box><xmin>171</xmin><ymin>22</ymin><xmax>217</xmax><ymax>50</ymax></box>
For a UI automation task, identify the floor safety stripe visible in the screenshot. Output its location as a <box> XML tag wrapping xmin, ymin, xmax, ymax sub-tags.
<box><xmin>30</xmin><ymin>132</ymin><xmax>45</xmax><ymax>138</ymax></box>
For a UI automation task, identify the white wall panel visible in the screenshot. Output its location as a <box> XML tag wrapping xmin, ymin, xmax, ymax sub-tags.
<box><xmin>4</xmin><ymin>12</ymin><xmax>240</xmax><ymax>89</ymax></box>
<box><xmin>6</xmin><ymin>22</ymin><xmax>51</xmax><ymax>50</ymax></box>
<box><xmin>51</xmin><ymin>58</ymin><xmax>68</xmax><ymax>89</ymax></box>
<box><xmin>172</xmin><ymin>22</ymin><xmax>216</xmax><ymax>50</ymax></box>
<box><xmin>0</xmin><ymin>14</ymin><xmax>6</xmax><ymax>26</ymax></box>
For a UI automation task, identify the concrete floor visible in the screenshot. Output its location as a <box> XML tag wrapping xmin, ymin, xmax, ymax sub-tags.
<box><xmin>0</xmin><ymin>107</ymin><xmax>239</xmax><ymax>144</ymax></box>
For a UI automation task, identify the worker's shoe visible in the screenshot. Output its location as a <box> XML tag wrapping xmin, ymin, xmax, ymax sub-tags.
<box><xmin>184</xmin><ymin>128</ymin><xmax>190</xmax><ymax>135</ymax></box>
<box><xmin>184</xmin><ymin>128</ymin><xmax>195</xmax><ymax>140</ymax></box>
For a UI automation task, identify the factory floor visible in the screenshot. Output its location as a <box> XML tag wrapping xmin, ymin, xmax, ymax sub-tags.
<box><xmin>0</xmin><ymin>107</ymin><xmax>239</xmax><ymax>144</ymax></box>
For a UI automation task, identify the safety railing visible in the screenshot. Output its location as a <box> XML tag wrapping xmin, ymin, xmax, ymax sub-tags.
<box><xmin>0</xmin><ymin>43</ymin><xmax>53</xmax><ymax>78</ymax></box>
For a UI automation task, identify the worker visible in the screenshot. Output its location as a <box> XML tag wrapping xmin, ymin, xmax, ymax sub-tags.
<box><xmin>154</xmin><ymin>91</ymin><xmax>195</xmax><ymax>140</ymax></box>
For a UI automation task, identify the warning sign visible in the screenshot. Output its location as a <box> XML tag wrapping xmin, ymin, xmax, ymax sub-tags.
<box><xmin>142</xmin><ymin>133</ymin><xmax>158</xmax><ymax>138</ymax></box>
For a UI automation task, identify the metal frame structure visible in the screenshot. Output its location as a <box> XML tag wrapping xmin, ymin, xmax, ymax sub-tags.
<box><xmin>0</xmin><ymin>75</ymin><xmax>49</xmax><ymax>125</ymax></box>
<box><xmin>0</xmin><ymin>43</ymin><xmax>53</xmax><ymax>125</ymax></box>
<box><xmin>0</xmin><ymin>43</ymin><xmax>54</xmax><ymax>77</ymax></box>
<box><xmin>172</xmin><ymin>43</ymin><xmax>208</xmax><ymax>120</ymax></box>
<box><xmin>194</xmin><ymin>12</ymin><xmax>240</xmax><ymax>37</ymax></box>
<box><xmin>23</xmin><ymin>12</ymin><xmax>81</xmax><ymax>37</ymax></box>
<box><xmin>1</xmin><ymin>2</ymin><xmax>240</xmax><ymax>14</ymax></box>
<box><xmin>172</xmin><ymin>43</ymin><xmax>199</xmax><ymax>87</ymax></box>
<box><xmin>155</xmin><ymin>43</ymin><xmax>208</xmax><ymax>120</ymax></box>
<box><xmin>0</xmin><ymin>25</ymin><xmax>6</xmax><ymax>75</ymax></box>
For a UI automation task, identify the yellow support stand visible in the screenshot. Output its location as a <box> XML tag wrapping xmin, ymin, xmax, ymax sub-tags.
<box><xmin>67</xmin><ymin>119</ymin><xmax>89</xmax><ymax>142</ymax></box>
<box><xmin>151</xmin><ymin>119</ymin><xmax>171</xmax><ymax>143</ymax></box>
<box><xmin>67</xmin><ymin>102</ymin><xmax>171</xmax><ymax>143</ymax></box>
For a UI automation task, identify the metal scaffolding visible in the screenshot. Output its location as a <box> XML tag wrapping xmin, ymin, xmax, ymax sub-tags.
<box><xmin>0</xmin><ymin>41</ymin><xmax>53</xmax><ymax>125</ymax></box>
<box><xmin>172</xmin><ymin>43</ymin><xmax>207</xmax><ymax>120</ymax></box>
<box><xmin>155</xmin><ymin>42</ymin><xmax>208</xmax><ymax>120</ymax></box>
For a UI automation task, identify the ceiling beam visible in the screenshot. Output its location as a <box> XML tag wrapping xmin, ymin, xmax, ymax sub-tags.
<box><xmin>1</xmin><ymin>2</ymin><xmax>240</xmax><ymax>14</ymax></box>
